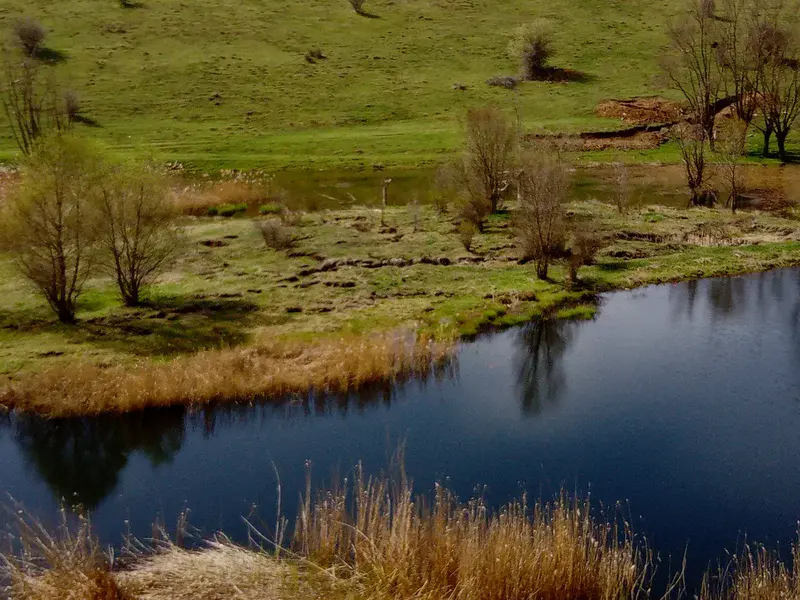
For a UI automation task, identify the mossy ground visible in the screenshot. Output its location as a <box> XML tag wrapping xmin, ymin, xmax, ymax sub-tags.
<box><xmin>2</xmin><ymin>199</ymin><xmax>800</xmax><ymax>387</ymax></box>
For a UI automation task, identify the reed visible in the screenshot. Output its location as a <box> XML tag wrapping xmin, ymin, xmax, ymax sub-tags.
<box><xmin>0</xmin><ymin>332</ymin><xmax>454</xmax><ymax>417</ymax></box>
<box><xmin>699</xmin><ymin>540</ymin><xmax>800</xmax><ymax>600</ymax></box>
<box><xmin>172</xmin><ymin>180</ymin><xmax>271</xmax><ymax>216</ymax></box>
<box><xmin>294</xmin><ymin>464</ymin><xmax>653</xmax><ymax>600</ymax></box>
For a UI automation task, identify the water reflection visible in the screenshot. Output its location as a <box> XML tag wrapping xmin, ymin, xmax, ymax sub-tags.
<box><xmin>515</xmin><ymin>320</ymin><xmax>576</xmax><ymax>416</ymax></box>
<box><xmin>14</xmin><ymin>408</ymin><xmax>186</xmax><ymax>510</ymax></box>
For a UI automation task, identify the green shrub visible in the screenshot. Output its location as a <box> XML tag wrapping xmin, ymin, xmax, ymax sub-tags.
<box><xmin>259</xmin><ymin>202</ymin><xmax>283</xmax><ymax>215</ymax></box>
<box><xmin>208</xmin><ymin>203</ymin><xmax>247</xmax><ymax>217</ymax></box>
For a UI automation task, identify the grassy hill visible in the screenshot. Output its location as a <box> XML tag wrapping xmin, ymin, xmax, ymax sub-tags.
<box><xmin>1</xmin><ymin>0</ymin><xmax>685</xmax><ymax>169</ymax></box>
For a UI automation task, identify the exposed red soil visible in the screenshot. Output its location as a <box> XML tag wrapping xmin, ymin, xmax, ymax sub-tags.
<box><xmin>594</xmin><ymin>97</ymin><xmax>685</xmax><ymax>125</ymax></box>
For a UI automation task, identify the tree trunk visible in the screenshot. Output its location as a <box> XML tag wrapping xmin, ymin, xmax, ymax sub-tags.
<box><xmin>535</xmin><ymin>260</ymin><xmax>548</xmax><ymax>280</ymax></box>
<box><xmin>776</xmin><ymin>131</ymin><xmax>788</xmax><ymax>162</ymax></box>
<box><xmin>762</xmin><ymin>127</ymin><xmax>773</xmax><ymax>158</ymax></box>
<box><xmin>57</xmin><ymin>302</ymin><xmax>76</xmax><ymax>324</ymax></box>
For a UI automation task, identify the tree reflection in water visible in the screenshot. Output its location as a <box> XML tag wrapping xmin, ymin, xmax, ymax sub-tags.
<box><xmin>515</xmin><ymin>319</ymin><xmax>575</xmax><ymax>417</ymax></box>
<box><xmin>14</xmin><ymin>407</ymin><xmax>186</xmax><ymax>510</ymax></box>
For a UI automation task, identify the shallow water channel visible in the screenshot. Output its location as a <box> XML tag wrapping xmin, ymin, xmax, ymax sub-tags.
<box><xmin>2</xmin><ymin>269</ymin><xmax>800</xmax><ymax>584</ymax></box>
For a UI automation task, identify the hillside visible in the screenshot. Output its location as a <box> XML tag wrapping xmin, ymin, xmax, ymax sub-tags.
<box><xmin>0</xmin><ymin>0</ymin><xmax>683</xmax><ymax>169</ymax></box>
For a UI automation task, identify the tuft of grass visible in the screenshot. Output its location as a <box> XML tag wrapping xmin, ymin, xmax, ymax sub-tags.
<box><xmin>0</xmin><ymin>332</ymin><xmax>454</xmax><ymax>416</ymax></box>
<box><xmin>0</xmin><ymin>508</ymin><xmax>132</xmax><ymax>600</ymax></box>
<box><xmin>208</xmin><ymin>202</ymin><xmax>248</xmax><ymax>217</ymax></box>
<box><xmin>260</xmin><ymin>202</ymin><xmax>284</xmax><ymax>215</ymax></box>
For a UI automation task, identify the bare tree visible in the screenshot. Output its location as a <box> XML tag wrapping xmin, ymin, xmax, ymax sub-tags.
<box><xmin>675</xmin><ymin>122</ymin><xmax>711</xmax><ymax>206</ymax></box>
<box><xmin>449</xmin><ymin>107</ymin><xmax>518</xmax><ymax>231</ymax></box>
<box><xmin>12</xmin><ymin>17</ymin><xmax>46</xmax><ymax>58</ymax></box>
<box><xmin>754</xmin><ymin>6</ymin><xmax>800</xmax><ymax>161</ymax></box>
<box><xmin>509</xmin><ymin>20</ymin><xmax>554</xmax><ymax>81</ymax></box>
<box><xmin>567</xmin><ymin>224</ymin><xmax>604</xmax><ymax>284</ymax></box>
<box><xmin>515</xmin><ymin>149</ymin><xmax>569</xmax><ymax>280</ymax></box>
<box><xmin>97</xmin><ymin>164</ymin><xmax>181</xmax><ymax>307</ymax></box>
<box><xmin>715</xmin><ymin>118</ymin><xmax>748</xmax><ymax>211</ymax></box>
<box><xmin>717</xmin><ymin>0</ymin><xmax>763</xmax><ymax>129</ymax></box>
<box><xmin>1</xmin><ymin>46</ymin><xmax>68</xmax><ymax>155</ymax></box>
<box><xmin>663</xmin><ymin>0</ymin><xmax>725</xmax><ymax>147</ymax></box>
<box><xmin>0</xmin><ymin>135</ymin><xmax>102</xmax><ymax>323</ymax></box>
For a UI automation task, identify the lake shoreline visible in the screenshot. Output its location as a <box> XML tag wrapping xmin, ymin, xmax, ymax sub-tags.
<box><xmin>3</xmin><ymin>200</ymin><xmax>800</xmax><ymax>417</ymax></box>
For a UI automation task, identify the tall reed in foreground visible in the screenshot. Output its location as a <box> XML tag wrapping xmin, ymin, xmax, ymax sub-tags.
<box><xmin>0</xmin><ymin>509</ymin><xmax>131</xmax><ymax>600</ymax></box>
<box><xmin>294</xmin><ymin>464</ymin><xmax>654</xmax><ymax>600</ymax></box>
<box><xmin>698</xmin><ymin>541</ymin><xmax>800</xmax><ymax>600</ymax></box>
<box><xmin>0</xmin><ymin>332</ymin><xmax>454</xmax><ymax>417</ymax></box>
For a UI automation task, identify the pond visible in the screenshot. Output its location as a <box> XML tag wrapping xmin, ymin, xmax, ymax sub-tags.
<box><xmin>269</xmin><ymin>163</ymin><xmax>800</xmax><ymax>210</ymax></box>
<box><xmin>2</xmin><ymin>268</ymin><xmax>800</xmax><ymax>587</ymax></box>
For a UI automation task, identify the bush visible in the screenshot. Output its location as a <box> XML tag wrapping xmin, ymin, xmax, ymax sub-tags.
<box><xmin>515</xmin><ymin>149</ymin><xmax>569</xmax><ymax>279</ymax></box>
<box><xmin>208</xmin><ymin>202</ymin><xmax>247</xmax><ymax>217</ymax></box>
<box><xmin>259</xmin><ymin>202</ymin><xmax>283</xmax><ymax>215</ymax></box>
<box><xmin>1</xmin><ymin>136</ymin><xmax>104</xmax><ymax>323</ymax></box>
<box><xmin>349</xmin><ymin>0</ymin><xmax>365</xmax><ymax>13</ymax></box>
<box><xmin>258</xmin><ymin>219</ymin><xmax>295</xmax><ymax>250</ymax></box>
<box><xmin>486</xmin><ymin>75</ymin><xmax>519</xmax><ymax>89</ymax></box>
<box><xmin>451</xmin><ymin>106</ymin><xmax>518</xmax><ymax>230</ymax></box>
<box><xmin>13</xmin><ymin>17</ymin><xmax>46</xmax><ymax>57</ymax></box>
<box><xmin>279</xmin><ymin>207</ymin><xmax>303</xmax><ymax>227</ymax></box>
<box><xmin>305</xmin><ymin>49</ymin><xmax>327</xmax><ymax>63</ymax></box>
<box><xmin>457</xmin><ymin>221</ymin><xmax>477</xmax><ymax>252</ymax></box>
<box><xmin>568</xmin><ymin>226</ymin><xmax>604</xmax><ymax>283</ymax></box>
<box><xmin>63</xmin><ymin>89</ymin><xmax>81</xmax><ymax>122</ymax></box>
<box><xmin>509</xmin><ymin>20</ymin><xmax>554</xmax><ymax>80</ymax></box>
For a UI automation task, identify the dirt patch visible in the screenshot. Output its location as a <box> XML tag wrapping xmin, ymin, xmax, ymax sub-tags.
<box><xmin>594</xmin><ymin>97</ymin><xmax>684</xmax><ymax>125</ymax></box>
<box><xmin>580</xmin><ymin>129</ymin><xmax>670</xmax><ymax>151</ymax></box>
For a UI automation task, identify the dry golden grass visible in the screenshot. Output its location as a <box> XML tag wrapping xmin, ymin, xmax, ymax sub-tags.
<box><xmin>172</xmin><ymin>180</ymin><xmax>270</xmax><ymax>215</ymax></box>
<box><xmin>0</xmin><ymin>332</ymin><xmax>454</xmax><ymax>417</ymax></box>
<box><xmin>699</xmin><ymin>541</ymin><xmax>800</xmax><ymax>600</ymax></box>
<box><xmin>1</xmin><ymin>510</ymin><xmax>132</xmax><ymax>600</ymax></box>
<box><xmin>116</xmin><ymin>542</ymin><xmax>314</xmax><ymax>600</ymax></box>
<box><xmin>294</xmin><ymin>465</ymin><xmax>653</xmax><ymax>600</ymax></box>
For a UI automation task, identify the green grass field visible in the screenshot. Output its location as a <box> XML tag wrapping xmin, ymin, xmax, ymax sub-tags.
<box><xmin>0</xmin><ymin>0</ymin><xmax>693</xmax><ymax>169</ymax></box>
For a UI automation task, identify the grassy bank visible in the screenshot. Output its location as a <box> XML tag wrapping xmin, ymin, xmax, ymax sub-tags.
<box><xmin>2</xmin><ymin>197</ymin><xmax>800</xmax><ymax>416</ymax></box>
<box><xmin>4</xmin><ymin>0</ymin><xmax>800</xmax><ymax>170</ymax></box>
<box><xmin>3</xmin><ymin>466</ymin><xmax>798</xmax><ymax>600</ymax></box>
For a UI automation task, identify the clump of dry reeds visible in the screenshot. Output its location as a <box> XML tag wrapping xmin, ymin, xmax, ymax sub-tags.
<box><xmin>1</xmin><ymin>508</ymin><xmax>131</xmax><ymax>600</ymax></box>
<box><xmin>294</xmin><ymin>464</ymin><xmax>653</xmax><ymax>600</ymax></box>
<box><xmin>172</xmin><ymin>180</ymin><xmax>270</xmax><ymax>216</ymax></box>
<box><xmin>698</xmin><ymin>540</ymin><xmax>800</xmax><ymax>600</ymax></box>
<box><xmin>0</xmin><ymin>332</ymin><xmax>454</xmax><ymax>417</ymax></box>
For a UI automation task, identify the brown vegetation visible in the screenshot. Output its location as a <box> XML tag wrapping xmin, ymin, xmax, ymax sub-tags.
<box><xmin>12</xmin><ymin>17</ymin><xmax>46</xmax><ymax>58</ymax></box>
<box><xmin>452</xmin><ymin>106</ymin><xmax>518</xmax><ymax>230</ymax></box>
<box><xmin>515</xmin><ymin>149</ymin><xmax>569</xmax><ymax>279</ymax></box>
<box><xmin>98</xmin><ymin>163</ymin><xmax>181</xmax><ymax>307</ymax></box>
<box><xmin>258</xmin><ymin>218</ymin><xmax>295</xmax><ymax>250</ymax></box>
<box><xmin>594</xmin><ymin>97</ymin><xmax>684</xmax><ymax>125</ymax></box>
<box><xmin>0</xmin><ymin>135</ymin><xmax>103</xmax><ymax>323</ymax></box>
<box><xmin>172</xmin><ymin>180</ymin><xmax>270</xmax><ymax>216</ymax></box>
<box><xmin>0</xmin><ymin>332</ymin><xmax>454</xmax><ymax>417</ymax></box>
<box><xmin>509</xmin><ymin>20</ymin><xmax>555</xmax><ymax>81</ymax></box>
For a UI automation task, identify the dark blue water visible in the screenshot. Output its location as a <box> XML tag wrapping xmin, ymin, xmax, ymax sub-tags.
<box><xmin>2</xmin><ymin>268</ymin><xmax>800</xmax><ymax>584</ymax></box>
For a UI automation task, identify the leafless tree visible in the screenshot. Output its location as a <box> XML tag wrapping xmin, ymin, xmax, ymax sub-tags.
<box><xmin>717</xmin><ymin>0</ymin><xmax>764</xmax><ymax>129</ymax></box>
<box><xmin>663</xmin><ymin>0</ymin><xmax>725</xmax><ymax>147</ymax></box>
<box><xmin>0</xmin><ymin>135</ymin><xmax>102</xmax><ymax>323</ymax></box>
<box><xmin>754</xmin><ymin>4</ymin><xmax>800</xmax><ymax>161</ymax></box>
<box><xmin>458</xmin><ymin>106</ymin><xmax>518</xmax><ymax>220</ymax></box>
<box><xmin>515</xmin><ymin>149</ymin><xmax>569</xmax><ymax>280</ymax></box>
<box><xmin>12</xmin><ymin>17</ymin><xmax>46</xmax><ymax>58</ymax></box>
<box><xmin>509</xmin><ymin>20</ymin><xmax>554</xmax><ymax>80</ymax></box>
<box><xmin>715</xmin><ymin>118</ymin><xmax>748</xmax><ymax>211</ymax></box>
<box><xmin>567</xmin><ymin>225</ymin><xmax>604</xmax><ymax>284</ymax></box>
<box><xmin>1</xmin><ymin>46</ymin><xmax>68</xmax><ymax>155</ymax></box>
<box><xmin>97</xmin><ymin>164</ymin><xmax>181</xmax><ymax>307</ymax></box>
<box><xmin>675</xmin><ymin>122</ymin><xmax>711</xmax><ymax>205</ymax></box>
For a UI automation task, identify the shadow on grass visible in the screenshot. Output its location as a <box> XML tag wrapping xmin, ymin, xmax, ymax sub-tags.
<box><xmin>0</xmin><ymin>297</ymin><xmax>264</xmax><ymax>357</ymax></box>
<box><xmin>34</xmin><ymin>47</ymin><xmax>67</xmax><ymax>64</ymax></box>
<box><xmin>595</xmin><ymin>261</ymin><xmax>632</xmax><ymax>273</ymax></box>
<box><xmin>533</xmin><ymin>67</ymin><xmax>593</xmax><ymax>84</ymax></box>
<box><xmin>73</xmin><ymin>297</ymin><xmax>262</xmax><ymax>356</ymax></box>
<box><xmin>356</xmin><ymin>9</ymin><xmax>381</xmax><ymax>18</ymax></box>
<box><xmin>73</xmin><ymin>114</ymin><xmax>101</xmax><ymax>128</ymax></box>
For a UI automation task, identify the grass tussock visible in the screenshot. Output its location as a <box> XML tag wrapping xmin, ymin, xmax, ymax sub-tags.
<box><xmin>172</xmin><ymin>180</ymin><xmax>270</xmax><ymax>216</ymax></box>
<box><xmin>1</xmin><ymin>509</ymin><xmax>132</xmax><ymax>600</ymax></box>
<box><xmin>0</xmin><ymin>332</ymin><xmax>453</xmax><ymax>417</ymax></box>
<box><xmin>699</xmin><ymin>541</ymin><xmax>800</xmax><ymax>600</ymax></box>
<box><xmin>294</xmin><ymin>464</ymin><xmax>653</xmax><ymax>600</ymax></box>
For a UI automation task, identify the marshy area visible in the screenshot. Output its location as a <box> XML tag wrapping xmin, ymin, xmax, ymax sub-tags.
<box><xmin>4</xmin><ymin>162</ymin><xmax>800</xmax><ymax>415</ymax></box>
